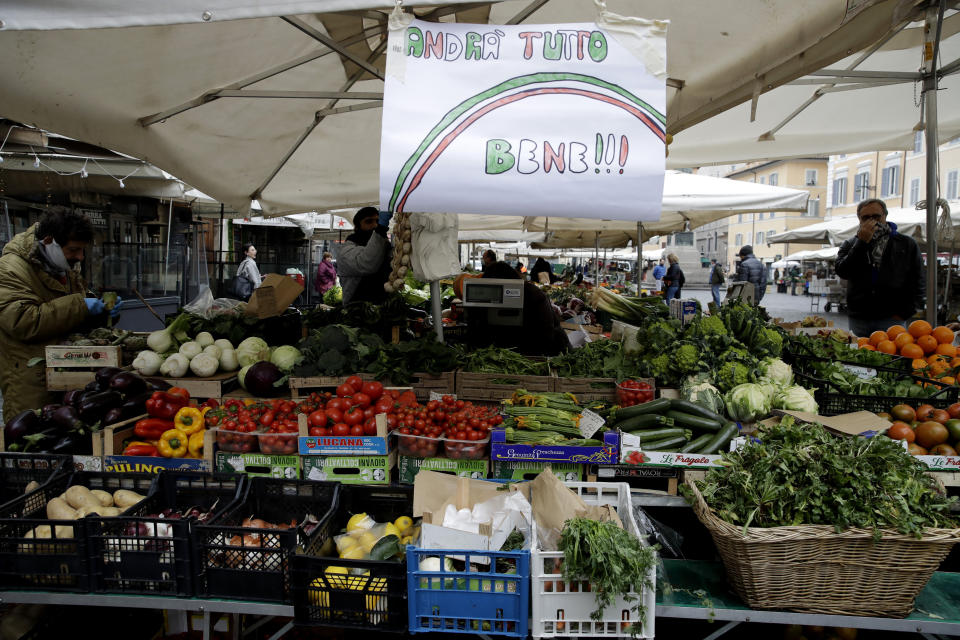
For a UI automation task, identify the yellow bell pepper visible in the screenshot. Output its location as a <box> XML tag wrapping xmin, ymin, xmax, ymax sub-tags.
<box><xmin>173</xmin><ymin>407</ymin><xmax>204</xmax><ymax>435</ymax></box>
<box><xmin>158</xmin><ymin>429</ymin><xmax>189</xmax><ymax>458</ymax></box>
<box><xmin>188</xmin><ymin>430</ymin><xmax>205</xmax><ymax>458</ymax></box>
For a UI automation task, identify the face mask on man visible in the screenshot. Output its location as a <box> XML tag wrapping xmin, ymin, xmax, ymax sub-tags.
<box><xmin>41</xmin><ymin>238</ymin><xmax>72</xmax><ymax>273</ymax></box>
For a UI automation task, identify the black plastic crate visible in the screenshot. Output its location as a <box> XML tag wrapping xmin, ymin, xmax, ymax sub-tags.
<box><xmin>0</xmin><ymin>453</ymin><xmax>71</xmax><ymax>508</ymax></box>
<box><xmin>195</xmin><ymin>477</ymin><xmax>339</xmax><ymax>603</ymax></box>
<box><xmin>0</xmin><ymin>471</ymin><xmax>155</xmax><ymax>593</ymax></box>
<box><xmin>87</xmin><ymin>471</ymin><xmax>246</xmax><ymax>597</ymax></box>
<box><xmin>794</xmin><ymin>368</ymin><xmax>960</xmax><ymax>416</ymax></box>
<box><xmin>291</xmin><ymin>484</ymin><xmax>412</xmax><ymax>632</ymax></box>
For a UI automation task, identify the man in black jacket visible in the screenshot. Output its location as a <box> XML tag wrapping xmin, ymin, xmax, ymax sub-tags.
<box><xmin>735</xmin><ymin>245</ymin><xmax>767</xmax><ymax>303</ymax></box>
<box><xmin>835</xmin><ymin>199</ymin><xmax>925</xmax><ymax>337</ymax></box>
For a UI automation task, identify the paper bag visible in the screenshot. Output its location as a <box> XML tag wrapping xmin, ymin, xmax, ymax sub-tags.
<box><xmin>529</xmin><ymin>470</ymin><xmax>621</xmax><ymax>550</ymax></box>
<box><xmin>412</xmin><ymin>470</ymin><xmax>507</xmax><ymax>519</ymax></box>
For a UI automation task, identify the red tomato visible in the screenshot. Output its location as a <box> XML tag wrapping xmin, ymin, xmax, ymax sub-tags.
<box><xmin>308</xmin><ymin>410</ymin><xmax>327</xmax><ymax>428</ymax></box>
<box><xmin>398</xmin><ymin>390</ymin><xmax>418</xmax><ymax>407</ymax></box>
<box><xmin>326</xmin><ymin>398</ymin><xmax>347</xmax><ymax>412</ymax></box>
<box><xmin>344</xmin><ymin>407</ymin><xmax>364</xmax><ymax>427</ymax></box>
<box><xmin>362</xmin><ymin>407</ymin><xmax>375</xmax><ymax>420</ymax></box>
<box><xmin>363</xmin><ymin>417</ymin><xmax>378</xmax><ymax>436</ymax></box>
<box><xmin>332</xmin><ymin>422</ymin><xmax>350</xmax><ymax>436</ymax></box>
<box><xmin>362</xmin><ymin>381</ymin><xmax>384</xmax><ymax>401</ymax></box>
<box><xmin>352</xmin><ymin>392</ymin><xmax>372</xmax><ymax>409</ymax></box>
<box><xmin>336</xmin><ymin>383</ymin><xmax>355</xmax><ymax>398</ymax></box>
<box><xmin>345</xmin><ymin>375</ymin><xmax>364</xmax><ymax>393</ymax></box>
<box><xmin>325</xmin><ymin>407</ymin><xmax>344</xmax><ymax>424</ymax></box>
<box><xmin>374</xmin><ymin>399</ymin><xmax>394</xmax><ymax>414</ymax></box>
<box><xmin>349</xmin><ymin>424</ymin><xmax>364</xmax><ymax>436</ymax></box>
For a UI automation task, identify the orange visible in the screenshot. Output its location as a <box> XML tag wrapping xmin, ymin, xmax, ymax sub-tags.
<box><xmin>942</xmin><ymin>376</ymin><xmax>957</xmax><ymax>386</ymax></box>
<box><xmin>951</xmin><ymin>356</ymin><xmax>960</xmax><ymax>369</ymax></box>
<box><xmin>933</xmin><ymin>326</ymin><xmax>956</xmax><ymax>345</ymax></box>
<box><xmin>894</xmin><ymin>333</ymin><xmax>915</xmax><ymax>350</ymax></box>
<box><xmin>927</xmin><ymin>353</ymin><xmax>950</xmax><ymax>365</ymax></box>
<box><xmin>859</xmin><ymin>344</ymin><xmax>876</xmax><ymax>351</ymax></box>
<box><xmin>877</xmin><ymin>340</ymin><xmax>897</xmax><ymax>355</ymax></box>
<box><xmin>909</xmin><ymin>320</ymin><xmax>933</xmax><ymax>338</ymax></box>
<box><xmin>869</xmin><ymin>330</ymin><xmax>888</xmax><ymax>346</ymax></box>
<box><xmin>902</xmin><ymin>344</ymin><xmax>925</xmax><ymax>360</ymax></box>
<box><xmin>912</xmin><ymin>357</ymin><xmax>930</xmax><ymax>370</ymax></box>
<box><xmin>887</xmin><ymin>325</ymin><xmax>907</xmax><ymax>339</ymax></box>
<box><xmin>936</xmin><ymin>343</ymin><xmax>958</xmax><ymax>358</ymax></box>
<box><xmin>929</xmin><ymin>361</ymin><xmax>951</xmax><ymax>377</ymax></box>
<box><xmin>857</xmin><ymin>337</ymin><xmax>871</xmax><ymax>347</ymax></box>
<box><xmin>917</xmin><ymin>334</ymin><xmax>939</xmax><ymax>354</ymax></box>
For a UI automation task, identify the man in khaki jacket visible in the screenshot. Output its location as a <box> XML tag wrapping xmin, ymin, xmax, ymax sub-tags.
<box><xmin>0</xmin><ymin>211</ymin><xmax>109</xmax><ymax>420</ymax></box>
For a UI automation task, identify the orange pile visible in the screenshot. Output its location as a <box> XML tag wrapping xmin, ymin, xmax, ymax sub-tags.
<box><xmin>857</xmin><ymin>320</ymin><xmax>958</xmax><ymax>384</ymax></box>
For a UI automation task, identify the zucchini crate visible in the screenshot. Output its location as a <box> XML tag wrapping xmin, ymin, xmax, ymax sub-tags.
<box><xmin>195</xmin><ymin>477</ymin><xmax>339</xmax><ymax>603</ymax></box>
<box><xmin>455</xmin><ymin>371</ymin><xmax>554</xmax><ymax>403</ymax></box>
<box><xmin>291</xmin><ymin>485</ymin><xmax>412</xmax><ymax>631</ymax></box>
<box><xmin>87</xmin><ymin>472</ymin><xmax>245</xmax><ymax>597</ymax></box>
<box><xmin>531</xmin><ymin>481</ymin><xmax>655</xmax><ymax>639</ymax></box>
<box><xmin>552</xmin><ymin>377</ymin><xmax>619</xmax><ymax>403</ymax></box>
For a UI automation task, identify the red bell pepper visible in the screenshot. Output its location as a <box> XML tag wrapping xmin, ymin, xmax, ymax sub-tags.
<box><xmin>167</xmin><ymin>387</ymin><xmax>191</xmax><ymax>402</ymax></box>
<box><xmin>145</xmin><ymin>391</ymin><xmax>189</xmax><ymax>419</ymax></box>
<box><xmin>134</xmin><ymin>417</ymin><xmax>175</xmax><ymax>440</ymax></box>
<box><xmin>123</xmin><ymin>442</ymin><xmax>159</xmax><ymax>456</ymax></box>
<box><xmin>201</xmin><ymin>398</ymin><xmax>220</xmax><ymax>410</ymax></box>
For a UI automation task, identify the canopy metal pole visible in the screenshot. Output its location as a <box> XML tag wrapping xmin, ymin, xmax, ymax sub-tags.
<box><xmin>430</xmin><ymin>280</ymin><xmax>443</xmax><ymax>342</ymax></box>
<box><xmin>637</xmin><ymin>221</ymin><xmax>643</xmax><ymax>292</ymax></box>
<box><xmin>217</xmin><ymin>204</ymin><xmax>225</xmax><ymax>297</ymax></box>
<box><xmin>164</xmin><ymin>200</ymin><xmax>173</xmax><ymax>296</ymax></box>
<box><xmin>923</xmin><ymin>4</ymin><xmax>942</xmax><ymax>326</ymax></box>
<box><xmin>594</xmin><ymin>232</ymin><xmax>599</xmax><ymax>284</ymax></box>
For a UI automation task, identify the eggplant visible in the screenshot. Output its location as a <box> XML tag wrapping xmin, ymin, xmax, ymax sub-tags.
<box><xmin>77</xmin><ymin>390</ymin><xmax>123</xmax><ymax>424</ymax></box>
<box><xmin>84</xmin><ymin>379</ymin><xmax>101</xmax><ymax>393</ymax></box>
<box><xmin>143</xmin><ymin>377</ymin><xmax>172</xmax><ymax>392</ymax></box>
<box><xmin>121</xmin><ymin>392</ymin><xmax>151</xmax><ymax>416</ymax></box>
<box><xmin>51</xmin><ymin>432</ymin><xmax>91</xmax><ymax>455</ymax></box>
<box><xmin>108</xmin><ymin>371</ymin><xmax>147</xmax><ymax>395</ymax></box>
<box><xmin>95</xmin><ymin>366</ymin><xmax>124</xmax><ymax>389</ymax></box>
<box><xmin>102</xmin><ymin>407</ymin><xmax>126</xmax><ymax>426</ymax></box>
<box><xmin>41</xmin><ymin>404</ymin><xmax>62</xmax><ymax>426</ymax></box>
<box><xmin>4</xmin><ymin>410</ymin><xmax>41</xmax><ymax>445</ymax></box>
<box><xmin>51</xmin><ymin>405</ymin><xmax>84</xmax><ymax>432</ymax></box>
<box><xmin>63</xmin><ymin>389</ymin><xmax>84</xmax><ymax>408</ymax></box>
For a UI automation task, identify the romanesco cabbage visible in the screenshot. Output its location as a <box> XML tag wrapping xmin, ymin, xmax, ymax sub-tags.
<box><xmin>670</xmin><ymin>342</ymin><xmax>701</xmax><ymax>376</ymax></box>
<box><xmin>716</xmin><ymin>360</ymin><xmax>752</xmax><ymax>393</ymax></box>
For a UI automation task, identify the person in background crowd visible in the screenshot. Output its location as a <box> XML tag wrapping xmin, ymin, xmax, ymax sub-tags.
<box><xmin>803</xmin><ymin>269</ymin><xmax>815</xmax><ymax>296</ymax></box>
<box><xmin>0</xmin><ymin>210</ymin><xmax>121</xmax><ymax>421</ymax></box>
<box><xmin>709</xmin><ymin>258</ymin><xmax>725</xmax><ymax>307</ymax></box>
<box><xmin>482</xmin><ymin>249</ymin><xmax>497</xmax><ymax>272</ymax></box>
<box><xmin>663</xmin><ymin>253</ymin><xmax>685</xmax><ymax>300</ymax></box>
<box><xmin>237</xmin><ymin>243</ymin><xmax>263</xmax><ymax>291</ymax></box>
<box><xmin>652</xmin><ymin>258</ymin><xmax>666</xmax><ymax>292</ymax></box>
<box><xmin>736</xmin><ymin>245</ymin><xmax>767</xmax><ymax>303</ymax></box>
<box><xmin>789</xmin><ymin>264</ymin><xmax>802</xmax><ymax>295</ymax></box>
<box><xmin>467</xmin><ymin>261</ymin><xmax>570</xmax><ymax>356</ymax></box>
<box><xmin>835</xmin><ymin>198</ymin><xmax>925</xmax><ymax>337</ymax></box>
<box><xmin>774</xmin><ymin>268</ymin><xmax>780</xmax><ymax>283</ymax></box>
<box><xmin>529</xmin><ymin>257</ymin><xmax>558</xmax><ymax>284</ymax></box>
<box><xmin>516</xmin><ymin>261</ymin><xmax>526</xmax><ymax>275</ymax></box>
<box><xmin>338</xmin><ymin>206</ymin><xmax>393</xmax><ymax>304</ymax></box>
<box><xmin>314</xmin><ymin>251</ymin><xmax>337</xmax><ymax>297</ymax></box>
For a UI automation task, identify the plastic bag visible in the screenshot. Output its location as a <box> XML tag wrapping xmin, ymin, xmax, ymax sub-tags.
<box><xmin>409</xmin><ymin>213</ymin><xmax>460</xmax><ymax>281</ymax></box>
<box><xmin>633</xmin><ymin>502</ymin><xmax>684</xmax><ymax>559</ymax></box>
<box><xmin>183</xmin><ymin>286</ymin><xmax>247</xmax><ymax>319</ymax></box>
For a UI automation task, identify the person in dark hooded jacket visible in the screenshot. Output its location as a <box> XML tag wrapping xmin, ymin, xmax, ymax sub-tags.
<box><xmin>529</xmin><ymin>257</ymin><xmax>558</xmax><ymax>284</ymax></box>
<box><xmin>736</xmin><ymin>245</ymin><xmax>767</xmax><ymax>303</ymax></box>
<box><xmin>337</xmin><ymin>207</ymin><xmax>393</xmax><ymax>305</ymax></box>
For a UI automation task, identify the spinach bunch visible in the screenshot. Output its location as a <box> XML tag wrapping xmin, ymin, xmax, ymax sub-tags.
<box><xmin>688</xmin><ymin>417</ymin><xmax>958</xmax><ymax>537</ymax></box>
<box><xmin>366</xmin><ymin>338</ymin><xmax>463</xmax><ymax>384</ymax></box>
<box><xmin>550</xmin><ymin>339</ymin><xmax>644</xmax><ymax>379</ymax></box>
<box><xmin>458</xmin><ymin>345</ymin><xmax>549</xmax><ymax>376</ymax></box>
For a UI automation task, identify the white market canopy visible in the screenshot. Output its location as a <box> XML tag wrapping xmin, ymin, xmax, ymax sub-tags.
<box><xmin>0</xmin><ymin>0</ymin><xmax>927</xmax><ymax>217</ymax></box>
<box><xmin>768</xmin><ymin>204</ymin><xmax>960</xmax><ymax>247</ymax></box>
<box><xmin>783</xmin><ymin>247</ymin><xmax>840</xmax><ymax>262</ymax></box>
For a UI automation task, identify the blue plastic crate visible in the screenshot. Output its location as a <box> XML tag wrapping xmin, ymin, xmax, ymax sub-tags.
<box><xmin>407</xmin><ymin>547</ymin><xmax>529</xmax><ymax>637</ymax></box>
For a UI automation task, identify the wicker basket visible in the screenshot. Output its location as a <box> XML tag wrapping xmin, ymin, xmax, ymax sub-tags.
<box><xmin>686</xmin><ymin>479</ymin><xmax>960</xmax><ymax>617</ymax></box>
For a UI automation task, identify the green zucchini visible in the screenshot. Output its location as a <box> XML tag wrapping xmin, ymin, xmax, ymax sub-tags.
<box><xmin>665</xmin><ymin>410</ymin><xmax>723</xmax><ymax>432</ymax></box>
<box><xmin>625</xmin><ymin>427</ymin><xmax>688</xmax><ymax>442</ymax></box>
<box><xmin>698</xmin><ymin>422</ymin><xmax>739</xmax><ymax>454</ymax></box>
<box><xmin>668</xmin><ymin>398</ymin><xmax>726</xmax><ymax>424</ymax></box>
<box><xmin>641</xmin><ymin>434</ymin><xmax>690</xmax><ymax>451</ymax></box>
<box><xmin>613</xmin><ymin>413</ymin><xmax>674</xmax><ymax>431</ymax></box>
<box><xmin>679</xmin><ymin>434</ymin><xmax>713</xmax><ymax>453</ymax></box>
<box><xmin>611</xmin><ymin>397</ymin><xmax>671</xmax><ymax>421</ymax></box>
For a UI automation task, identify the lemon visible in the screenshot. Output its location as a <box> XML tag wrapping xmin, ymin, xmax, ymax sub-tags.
<box><xmin>358</xmin><ymin>531</ymin><xmax>378</xmax><ymax>553</ymax></box>
<box><xmin>340</xmin><ymin>545</ymin><xmax>366</xmax><ymax>560</ymax></box>
<box><xmin>310</xmin><ymin>566</ymin><xmax>349</xmax><ymax>606</ymax></box>
<box><xmin>401</xmin><ymin>535</ymin><xmax>414</xmax><ymax>546</ymax></box>
<box><xmin>347</xmin><ymin>512</ymin><xmax>373</xmax><ymax>532</ymax></box>
<box><xmin>394</xmin><ymin>516</ymin><xmax>413</xmax><ymax>536</ymax></box>
<box><xmin>335</xmin><ymin>536</ymin><xmax>358</xmax><ymax>554</ymax></box>
<box><xmin>383</xmin><ymin>523</ymin><xmax>401</xmax><ymax>539</ymax></box>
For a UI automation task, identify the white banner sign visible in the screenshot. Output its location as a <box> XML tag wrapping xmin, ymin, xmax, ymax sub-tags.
<box><xmin>379</xmin><ymin>18</ymin><xmax>667</xmax><ymax>221</ymax></box>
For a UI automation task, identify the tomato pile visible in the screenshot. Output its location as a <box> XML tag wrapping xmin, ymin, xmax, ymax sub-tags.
<box><xmin>616</xmin><ymin>379</ymin><xmax>655</xmax><ymax>407</ymax></box>
<box><xmin>210</xmin><ymin>396</ymin><xmax>303</xmax><ymax>454</ymax></box>
<box><xmin>394</xmin><ymin>395</ymin><xmax>502</xmax><ymax>459</ymax></box>
<box><xmin>883</xmin><ymin>402</ymin><xmax>960</xmax><ymax>456</ymax></box>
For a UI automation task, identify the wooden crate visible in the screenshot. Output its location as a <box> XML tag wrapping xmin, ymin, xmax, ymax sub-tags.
<box><xmin>288</xmin><ymin>374</ymin><xmax>374</xmax><ymax>398</ymax></box>
<box><xmin>455</xmin><ymin>370</ymin><xmax>554</xmax><ymax>403</ymax></box>
<box><xmin>157</xmin><ymin>372</ymin><xmax>239</xmax><ymax>399</ymax></box>
<box><xmin>553</xmin><ymin>376</ymin><xmax>618</xmax><ymax>403</ymax></box>
<box><xmin>45</xmin><ymin>345</ymin><xmax>123</xmax><ymax>391</ymax></box>
<box><xmin>406</xmin><ymin>371</ymin><xmax>456</xmax><ymax>401</ymax></box>
<box><xmin>46</xmin><ymin>369</ymin><xmax>97</xmax><ymax>391</ymax></box>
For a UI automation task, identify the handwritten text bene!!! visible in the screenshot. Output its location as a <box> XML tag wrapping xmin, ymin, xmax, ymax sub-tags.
<box><xmin>405</xmin><ymin>27</ymin><xmax>609</xmax><ymax>63</ymax></box>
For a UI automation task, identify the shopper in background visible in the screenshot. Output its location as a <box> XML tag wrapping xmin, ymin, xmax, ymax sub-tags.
<box><xmin>482</xmin><ymin>249</ymin><xmax>497</xmax><ymax>272</ymax></box>
<box><xmin>0</xmin><ymin>210</ymin><xmax>121</xmax><ymax>421</ymax></box>
<box><xmin>237</xmin><ymin>243</ymin><xmax>263</xmax><ymax>290</ymax></box>
<box><xmin>835</xmin><ymin>198</ymin><xmax>925</xmax><ymax>337</ymax></box>
<box><xmin>788</xmin><ymin>265</ymin><xmax>802</xmax><ymax>295</ymax></box>
<box><xmin>663</xmin><ymin>253</ymin><xmax>685</xmax><ymax>300</ymax></box>
<box><xmin>709</xmin><ymin>258</ymin><xmax>725</xmax><ymax>307</ymax></box>
<box><xmin>529</xmin><ymin>257</ymin><xmax>558</xmax><ymax>284</ymax></box>
<box><xmin>314</xmin><ymin>251</ymin><xmax>337</xmax><ymax>297</ymax></box>
<box><xmin>736</xmin><ymin>245</ymin><xmax>767</xmax><ymax>303</ymax></box>
<box><xmin>338</xmin><ymin>206</ymin><xmax>393</xmax><ymax>304</ymax></box>
<box><xmin>652</xmin><ymin>258</ymin><xmax>666</xmax><ymax>292</ymax></box>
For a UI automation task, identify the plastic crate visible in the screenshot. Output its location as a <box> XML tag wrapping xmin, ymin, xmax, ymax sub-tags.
<box><xmin>87</xmin><ymin>472</ymin><xmax>246</xmax><ymax>596</ymax></box>
<box><xmin>793</xmin><ymin>368</ymin><xmax>959</xmax><ymax>416</ymax></box>
<box><xmin>531</xmin><ymin>481</ymin><xmax>655</xmax><ymax>639</ymax></box>
<box><xmin>407</xmin><ymin>547</ymin><xmax>529</xmax><ymax>637</ymax></box>
<box><xmin>291</xmin><ymin>484</ymin><xmax>412</xmax><ymax>631</ymax></box>
<box><xmin>195</xmin><ymin>477</ymin><xmax>339</xmax><ymax>603</ymax></box>
<box><xmin>0</xmin><ymin>471</ymin><xmax>155</xmax><ymax>593</ymax></box>
<box><xmin>0</xmin><ymin>453</ymin><xmax>71</xmax><ymax>507</ymax></box>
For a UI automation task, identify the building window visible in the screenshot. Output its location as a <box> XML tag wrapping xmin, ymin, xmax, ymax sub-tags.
<box><xmin>738</xmin><ymin>214</ymin><xmax>743</xmax><ymax>223</ymax></box>
<box><xmin>805</xmin><ymin>169</ymin><xmax>818</xmax><ymax>186</ymax></box>
<box><xmin>910</xmin><ymin>178</ymin><xmax>921</xmax><ymax>206</ymax></box>
<box><xmin>948</xmin><ymin>170</ymin><xmax>959</xmax><ymax>201</ymax></box>
<box><xmin>756</xmin><ymin>231</ymin><xmax>764</xmax><ymax>245</ymax></box>
<box><xmin>914</xmin><ymin>131</ymin><xmax>923</xmax><ymax>154</ymax></box>
<box><xmin>769</xmin><ymin>212</ymin><xmax>775</xmax><ymax>219</ymax></box>
<box><xmin>759</xmin><ymin>212</ymin><xmax>764</xmax><ymax>220</ymax></box>
<box><xmin>758</xmin><ymin>176</ymin><xmax>765</xmax><ymax>184</ymax></box>
<box><xmin>832</xmin><ymin>177</ymin><xmax>847</xmax><ymax>206</ymax></box>
<box><xmin>769</xmin><ymin>173</ymin><xmax>778</xmax><ymax>186</ymax></box>
<box><xmin>805</xmin><ymin>199</ymin><xmax>820</xmax><ymax>217</ymax></box>
<box><xmin>735</xmin><ymin>233</ymin><xmax>743</xmax><ymax>246</ymax></box>
<box><xmin>881</xmin><ymin>165</ymin><xmax>899</xmax><ymax>197</ymax></box>
<box><xmin>854</xmin><ymin>171</ymin><xmax>870</xmax><ymax>202</ymax></box>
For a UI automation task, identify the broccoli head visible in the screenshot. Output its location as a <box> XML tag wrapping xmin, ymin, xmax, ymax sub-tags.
<box><xmin>639</xmin><ymin>352</ymin><xmax>672</xmax><ymax>384</ymax></box>
<box><xmin>716</xmin><ymin>360</ymin><xmax>752</xmax><ymax>393</ymax></box>
<box><xmin>669</xmin><ymin>342</ymin><xmax>702</xmax><ymax>377</ymax></box>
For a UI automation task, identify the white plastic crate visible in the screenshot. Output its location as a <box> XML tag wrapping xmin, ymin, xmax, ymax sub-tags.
<box><xmin>531</xmin><ymin>482</ymin><xmax>656</xmax><ymax>639</ymax></box>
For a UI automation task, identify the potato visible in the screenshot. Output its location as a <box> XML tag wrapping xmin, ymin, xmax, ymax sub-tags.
<box><xmin>112</xmin><ymin>490</ymin><xmax>146</xmax><ymax>509</ymax></box>
<box><xmin>76</xmin><ymin>505</ymin><xmax>111</xmax><ymax>518</ymax></box>
<box><xmin>90</xmin><ymin>490</ymin><xmax>114</xmax><ymax>507</ymax></box>
<box><xmin>24</xmin><ymin>481</ymin><xmax>39</xmax><ymax>495</ymax></box>
<box><xmin>100</xmin><ymin>507</ymin><xmax>121</xmax><ymax>517</ymax></box>
<box><xmin>20</xmin><ymin>525</ymin><xmax>74</xmax><ymax>553</ymax></box>
<box><xmin>46</xmin><ymin>497</ymin><xmax>78</xmax><ymax>520</ymax></box>
<box><xmin>64</xmin><ymin>485</ymin><xmax>101</xmax><ymax>510</ymax></box>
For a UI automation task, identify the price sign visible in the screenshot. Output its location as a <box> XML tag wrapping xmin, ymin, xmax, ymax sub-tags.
<box><xmin>841</xmin><ymin>365</ymin><xmax>877</xmax><ymax>380</ymax></box>
<box><xmin>579</xmin><ymin>409</ymin><xmax>606</xmax><ymax>439</ymax></box>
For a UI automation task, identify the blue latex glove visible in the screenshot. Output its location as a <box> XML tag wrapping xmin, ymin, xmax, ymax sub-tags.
<box><xmin>84</xmin><ymin>298</ymin><xmax>105</xmax><ymax>315</ymax></box>
<box><xmin>109</xmin><ymin>297</ymin><xmax>124</xmax><ymax>318</ymax></box>
<box><xmin>378</xmin><ymin>210</ymin><xmax>394</xmax><ymax>227</ymax></box>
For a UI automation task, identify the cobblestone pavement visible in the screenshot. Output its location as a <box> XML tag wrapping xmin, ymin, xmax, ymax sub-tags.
<box><xmin>682</xmin><ymin>287</ymin><xmax>851</xmax><ymax>330</ymax></box>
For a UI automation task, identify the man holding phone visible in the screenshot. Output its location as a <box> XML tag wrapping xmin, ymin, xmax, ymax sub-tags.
<box><xmin>835</xmin><ymin>198</ymin><xmax>925</xmax><ymax>337</ymax></box>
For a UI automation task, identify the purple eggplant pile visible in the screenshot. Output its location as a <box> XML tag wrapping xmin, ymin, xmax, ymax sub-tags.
<box><xmin>4</xmin><ymin>367</ymin><xmax>171</xmax><ymax>454</ymax></box>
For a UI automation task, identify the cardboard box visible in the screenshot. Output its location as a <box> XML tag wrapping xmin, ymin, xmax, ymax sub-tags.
<box><xmin>297</xmin><ymin>413</ymin><xmax>389</xmax><ymax>455</ymax></box>
<box><xmin>214</xmin><ymin>450</ymin><xmax>300</xmax><ymax>478</ymax></box>
<box><xmin>767</xmin><ymin>409</ymin><xmax>891</xmax><ymax>438</ymax></box>
<box><xmin>491</xmin><ymin>460</ymin><xmax>584</xmax><ymax>482</ymax></box>
<box><xmin>301</xmin><ymin>451</ymin><xmax>396</xmax><ymax>484</ymax></box>
<box><xmin>397</xmin><ymin>456</ymin><xmax>490</xmax><ymax>484</ymax></box>
<box><xmin>92</xmin><ymin>417</ymin><xmax>214</xmax><ymax>473</ymax></box>
<box><xmin>245</xmin><ymin>273</ymin><xmax>304</xmax><ymax>319</ymax></box>
<box><xmin>618</xmin><ymin>430</ymin><xmax>731</xmax><ymax>469</ymax></box>
<box><xmin>489</xmin><ymin>429</ymin><xmax>618</xmax><ymax>464</ymax></box>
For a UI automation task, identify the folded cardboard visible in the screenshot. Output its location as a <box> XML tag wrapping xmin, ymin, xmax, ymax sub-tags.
<box><xmin>245</xmin><ymin>273</ymin><xmax>304</xmax><ymax>319</ymax></box>
<box><xmin>767</xmin><ymin>409</ymin><xmax>891</xmax><ymax>437</ymax></box>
